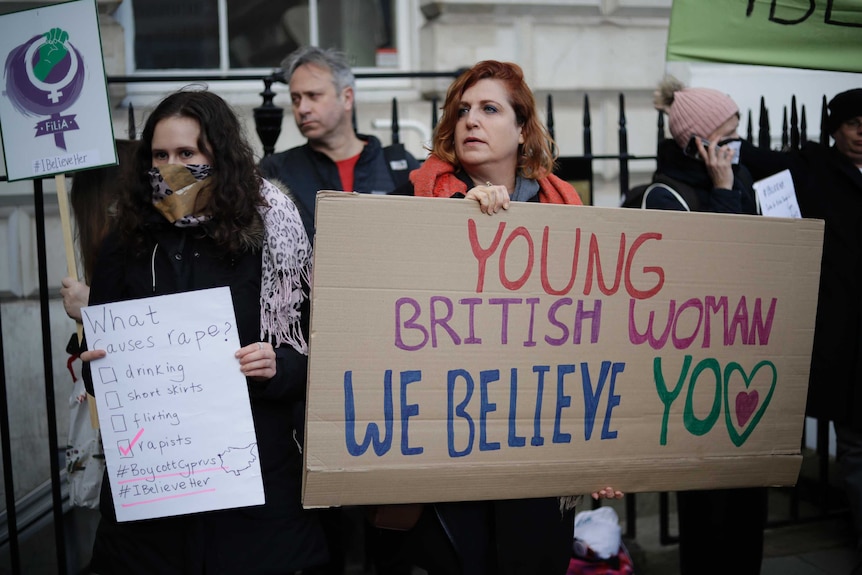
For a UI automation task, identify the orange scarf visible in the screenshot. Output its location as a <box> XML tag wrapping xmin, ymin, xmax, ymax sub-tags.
<box><xmin>410</xmin><ymin>155</ymin><xmax>582</xmax><ymax>205</ymax></box>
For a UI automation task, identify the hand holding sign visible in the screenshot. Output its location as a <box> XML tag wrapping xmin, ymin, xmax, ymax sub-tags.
<box><xmin>82</xmin><ymin>287</ymin><xmax>264</xmax><ymax>522</ymax></box>
<box><xmin>235</xmin><ymin>341</ymin><xmax>276</xmax><ymax>380</ymax></box>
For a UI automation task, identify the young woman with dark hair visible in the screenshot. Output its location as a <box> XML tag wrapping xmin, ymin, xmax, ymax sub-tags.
<box><xmin>81</xmin><ymin>89</ymin><xmax>328</xmax><ymax>574</ymax></box>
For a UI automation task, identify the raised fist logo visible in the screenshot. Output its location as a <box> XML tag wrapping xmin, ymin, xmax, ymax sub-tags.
<box><xmin>33</xmin><ymin>28</ymin><xmax>70</xmax><ymax>82</ymax></box>
<box><xmin>4</xmin><ymin>27</ymin><xmax>85</xmax><ymax>149</ymax></box>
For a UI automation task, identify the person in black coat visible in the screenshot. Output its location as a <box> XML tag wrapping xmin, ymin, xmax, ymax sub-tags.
<box><xmin>744</xmin><ymin>88</ymin><xmax>862</xmax><ymax>574</ymax></box>
<box><xmin>377</xmin><ymin>60</ymin><xmax>622</xmax><ymax>575</ymax></box>
<box><xmin>259</xmin><ymin>45</ymin><xmax>422</xmax><ymax>575</ymax></box>
<box><xmin>650</xmin><ymin>77</ymin><xmax>767</xmax><ymax>575</ymax></box>
<box><xmin>81</xmin><ymin>89</ymin><xmax>328</xmax><ymax>574</ymax></box>
<box><xmin>259</xmin><ymin>46</ymin><xmax>420</xmax><ymax>242</ymax></box>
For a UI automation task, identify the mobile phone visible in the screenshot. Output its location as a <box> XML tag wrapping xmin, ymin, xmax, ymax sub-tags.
<box><xmin>683</xmin><ymin>136</ymin><xmax>710</xmax><ymax>159</ymax></box>
<box><xmin>683</xmin><ymin>136</ymin><xmax>741</xmax><ymax>164</ymax></box>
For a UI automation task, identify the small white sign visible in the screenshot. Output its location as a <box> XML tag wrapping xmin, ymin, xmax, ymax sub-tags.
<box><xmin>82</xmin><ymin>287</ymin><xmax>265</xmax><ymax>522</ymax></box>
<box><xmin>753</xmin><ymin>169</ymin><xmax>801</xmax><ymax>219</ymax></box>
<box><xmin>0</xmin><ymin>0</ymin><xmax>116</xmax><ymax>181</ymax></box>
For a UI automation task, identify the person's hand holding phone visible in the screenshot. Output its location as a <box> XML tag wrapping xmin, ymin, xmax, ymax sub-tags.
<box><xmin>695</xmin><ymin>137</ymin><xmax>734</xmax><ymax>190</ymax></box>
<box><xmin>683</xmin><ymin>136</ymin><xmax>709</xmax><ymax>160</ymax></box>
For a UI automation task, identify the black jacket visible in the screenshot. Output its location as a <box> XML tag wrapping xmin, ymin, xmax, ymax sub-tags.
<box><xmin>745</xmin><ymin>141</ymin><xmax>862</xmax><ymax>429</ymax></box>
<box><xmin>645</xmin><ymin>139</ymin><xmax>757</xmax><ymax>214</ymax></box>
<box><xmin>259</xmin><ymin>134</ymin><xmax>419</xmax><ymax>240</ymax></box>
<box><xmin>389</xmin><ymin>170</ymin><xmax>576</xmax><ymax>575</ymax></box>
<box><xmin>85</xmin><ymin>213</ymin><xmax>327</xmax><ymax>574</ymax></box>
<box><xmin>650</xmin><ymin>140</ymin><xmax>767</xmax><ymax>575</ymax></box>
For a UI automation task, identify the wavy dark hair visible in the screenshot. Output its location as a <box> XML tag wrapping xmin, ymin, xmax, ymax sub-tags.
<box><xmin>71</xmin><ymin>139</ymin><xmax>138</xmax><ymax>282</ymax></box>
<box><xmin>117</xmin><ymin>89</ymin><xmax>264</xmax><ymax>254</ymax></box>
<box><xmin>432</xmin><ymin>60</ymin><xmax>557</xmax><ymax>179</ymax></box>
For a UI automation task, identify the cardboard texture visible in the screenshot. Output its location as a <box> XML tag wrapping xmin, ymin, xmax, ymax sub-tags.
<box><xmin>303</xmin><ymin>192</ymin><xmax>824</xmax><ymax>507</ymax></box>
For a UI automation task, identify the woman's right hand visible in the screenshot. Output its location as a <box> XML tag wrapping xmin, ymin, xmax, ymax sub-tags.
<box><xmin>592</xmin><ymin>486</ymin><xmax>625</xmax><ymax>500</ymax></box>
<box><xmin>60</xmin><ymin>277</ymin><xmax>90</xmax><ymax>322</ymax></box>
<box><xmin>465</xmin><ymin>183</ymin><xmax>510</xmax><ymax>215</ymax></box>
<box><xmin>695</xmin><ymin>137</ymin><xmax>734</xmax><ymax>191</ymax></box>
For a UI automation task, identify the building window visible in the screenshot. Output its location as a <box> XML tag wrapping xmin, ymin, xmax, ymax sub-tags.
<box><xmin>132</xmin><ymin>1</ymin><xmax>219</xmax><ymax>70</ymax></box>
<box><xmin>123</xmin><ymin>0</ymin><xmax>399</xmax><ymax>71</ymax></box>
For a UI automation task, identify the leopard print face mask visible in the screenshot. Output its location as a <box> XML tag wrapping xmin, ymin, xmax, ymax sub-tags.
<box><xmin>149</xmin><ymin>164</ymin><xmax>214</xmax><ymax>226</ymax></box>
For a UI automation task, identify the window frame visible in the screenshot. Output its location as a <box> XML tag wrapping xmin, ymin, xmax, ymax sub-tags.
<box><xmin>115</xmin><ymin>0</ymin><xmax>417</xmax><ymax>105</ymax></box>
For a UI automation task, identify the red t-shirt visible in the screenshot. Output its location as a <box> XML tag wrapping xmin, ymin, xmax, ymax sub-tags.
<box><xmin>336</xmin><ymin>153</ymin><xmax>361</xmax><ymax>192</ymax></box>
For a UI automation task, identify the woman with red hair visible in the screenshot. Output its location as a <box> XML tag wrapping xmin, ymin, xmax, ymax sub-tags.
<box><xmin>384</xmin><ymin>60</ymin><xmax>621</xmax><ymax>575</ymax></box>
<box><xmin>393</xmin><ymin>60</ymin><xmax>581</xmax><ymax>210</ymax></box>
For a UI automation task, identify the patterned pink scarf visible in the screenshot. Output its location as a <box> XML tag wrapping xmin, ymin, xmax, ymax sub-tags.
<box><xmin>258</xmin><ymin>179</ymin><xmax>312</xmax><ymax>354</ymax></box>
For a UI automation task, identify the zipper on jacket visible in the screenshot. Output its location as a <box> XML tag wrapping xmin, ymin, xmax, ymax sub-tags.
<box><xmin>150</xmin><ymin>244</ymin><xmax>158</xmax><ymax>293</ymax></box>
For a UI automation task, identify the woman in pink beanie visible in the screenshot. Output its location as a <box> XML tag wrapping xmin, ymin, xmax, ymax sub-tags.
<box><xmin>641</xmin><ymin>77</ymin><xmax>758</xmax><ymax>213</ymax></box>
<box><xmin>645</xmin><ymin>77</ymin><xmax>766</xmax><ymax>575</ymax></box>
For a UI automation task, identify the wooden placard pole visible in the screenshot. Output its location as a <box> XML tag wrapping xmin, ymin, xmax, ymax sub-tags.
<box><xmin>55</xmin><ymin>173</ymin><xmax>99</xmax><ymax>429</ymax></box>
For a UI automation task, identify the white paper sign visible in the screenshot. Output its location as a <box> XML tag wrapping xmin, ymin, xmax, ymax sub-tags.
<box><xmin>82</xmin><ymin>287</ymin><xmax>265</xmax><ymax>522</ymax></box>
<box><xmin>753</xmin><ymin>169</ymin><xmax>801</xmax><ymax>219</ymax></box>
<box><xmin>0</xmin><ymin>0</ymin><xmax>116</xmax><ymax>181</ymax></box>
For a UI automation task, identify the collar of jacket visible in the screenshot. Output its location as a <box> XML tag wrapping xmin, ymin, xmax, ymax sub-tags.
<box><xmin>305</xmin><ymin>133</ymin><xmax>383</xmax><ymax>164</ymax></box>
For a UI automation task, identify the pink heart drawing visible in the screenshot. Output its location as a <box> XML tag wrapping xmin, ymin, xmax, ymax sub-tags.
<box><xmin>735</xmin><ymin>390</ymin><xmax>760</xmax><ymax>427</ymax></box>
<box><xmin>724</xmin><ymin>361</ymin><xmax>777</xmax><ymax>447</ymax></box>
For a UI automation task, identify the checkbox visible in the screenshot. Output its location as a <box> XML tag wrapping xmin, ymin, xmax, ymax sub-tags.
<box><xmin>98</xmin><ymin>367</ymin><xmax>117</xmax><ymax>384</ymax></box>
<box><xmin>117</xmin><ymin>439</ymin><xmax>134</xmax><ymax>458</ymax></box>
<box><xmin>105</xmin><ymin>391</ymin><xmax>122</xmax><ymax>409</ymax></box>
<box><xmin>111</xmin><ymin>415</ymin><xmax>127</xmax><ymax>433</ymax></box>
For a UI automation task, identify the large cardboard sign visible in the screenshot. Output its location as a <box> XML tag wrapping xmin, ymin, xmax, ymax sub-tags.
<box><xmin>303</xmin><ymin>193</ymin><xmax>824</xmax><ymax>507</ymax></box>
<box><xmin>667</xmin><ymin>0</ymin><xmax>862</xmax><ymax>74</ymax></box>
<box><xmin>0</xmin><ymin>0</ymin><xmax>116</xmax><ymax>181</ymax></box>
<box><xmin>83</xmin><ymin>287</ymin><xmax>265</xmax><ymax>522</ymax></box>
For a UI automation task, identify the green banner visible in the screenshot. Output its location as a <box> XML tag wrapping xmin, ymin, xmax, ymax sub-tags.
<box><xmin>667</xmin><ymin>0</ymin><xmax>862</xmax><ymax>73</ymax></box>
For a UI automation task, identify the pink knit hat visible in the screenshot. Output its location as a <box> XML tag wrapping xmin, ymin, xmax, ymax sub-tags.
<box><xmin>668</xmin><ymin>87</ymin><xmax>739</xmax><ymax>148</ymax></box>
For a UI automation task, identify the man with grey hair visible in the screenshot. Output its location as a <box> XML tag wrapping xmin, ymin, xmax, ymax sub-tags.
<box><xmin>259</xmin><ymin>46</ymin><xmax>419</xmax><ymax>241</ymax></box>
<box><xmin>261</xmin><ymin>47</ymin><xmax>418</xmax><ymax>574</ymax></box>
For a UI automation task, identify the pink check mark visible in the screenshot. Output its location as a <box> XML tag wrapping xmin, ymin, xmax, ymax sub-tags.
<box><xmin>119</xmin><ymin>428</ymin><xmax>145</xmax><ymax>456</ymax></box>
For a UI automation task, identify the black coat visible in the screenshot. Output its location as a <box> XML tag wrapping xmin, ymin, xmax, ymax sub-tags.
<box><xmin>649</xmin><ymin>141</ymin><xmax>767</xmax><ymax>575</ymax></box>
<box><xmin>645</xmin><ymin>139</ymin><xmax>758</xmax><ymax>214</ymax></box>
<box><xmin>387</xmin><ymin>171</ymin><xmax>576</xmax><ymax>575</ymax></box>
<box><xmin>85</xmin><ymin>214</ymin><xmax>328</xmax><ymax>574</ymax></box>
<box><xmin>745</xmin><ymin>141</ymin><xmax>862</xmax><ymax>429</ymax></box>
<box><xmin>259</xmin><ymin>134</ymin><xmax>419</xmax><ymax>240</ymax></box>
